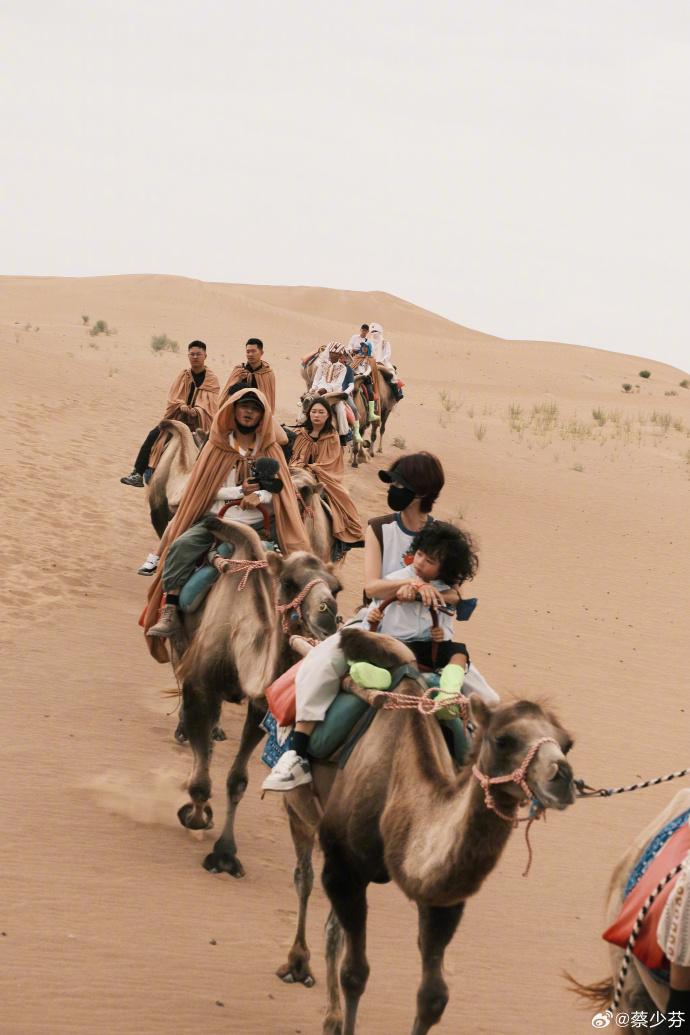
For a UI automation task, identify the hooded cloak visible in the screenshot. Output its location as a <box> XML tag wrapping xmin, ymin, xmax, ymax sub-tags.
<box><xmin>223</xmin><ymin>361</ymin><xmax>276</xmax><ymax>413</ymax></box>
<box><xmin>289</xmin><ymin>427</ymin><xmax>364</xmax><ymax>544</ymax></box>
<box><xmin>148</xmin><ymin>366</ymin><xmax>220</xmax><ymax>468</ymax></box>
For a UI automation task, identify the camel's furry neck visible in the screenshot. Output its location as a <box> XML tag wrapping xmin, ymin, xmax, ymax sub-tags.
<box><xmin>383</xmin><ymin>710</ymin><xmax>518</xmax><ymax>906</ymax></box>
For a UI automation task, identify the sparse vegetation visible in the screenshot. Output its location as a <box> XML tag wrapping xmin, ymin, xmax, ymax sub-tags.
<box><xmin>392</xmin><ymin>436</ymin><xmax>406</xmax><ymax>449</ymax></box>
<box><xmin>651</xmin><ymin>411</ymin><xmax>672</xmax><ymax>432</ymax></box>
<box><xmin>665</xmin><ymin>391</ymin><xmax>678</xmax><ymax>396</ymax></box>
<box><xmin>474</xmin><ymin>422</ymin><xmax>487</xmax><ymax>441</ymax></box>
<box><xmin>82</xmin><ymin>315</ymin><xmax>89</xmax><ymax>325</ymax></box>
<box><xmin>439</xmin><ymin>390</ymin><xmax>460</xmax><ymax>413</ymax></box>
<box><xmin>592</xmin><ymin>407</ymin><xmax>606</xmax><ymax>426</ymax></box>
<box><xmin>150</xmin><ymin>333</ymin><xmax>179</xmax><ymax>354</ymax></box>
<box><xmin>622</xmin><ymin>383</ymin><xmax>633</xmax><ymax>393</ymax></box>
<box><xmin>680</xmin><ymin>380</ymin><xmax>690</xmax><ymax>389</ymax></box>
<box><xmin>90</xmin><ymin>319</ymin><xmax>115</xmax><ymax>337</ymax></box>
<box><xmin>639</xmin><ymin>370</ymin><xmax>651</xmax><ymax>379</ymax></box>
<box><xmin>572</xmin><ymin>463</ymin><xmax>584</xmax><ymax>473</ymax></box>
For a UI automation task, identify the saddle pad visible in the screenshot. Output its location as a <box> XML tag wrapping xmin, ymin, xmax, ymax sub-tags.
<box><xmin>178</xmin><ymin>542</ymin><xmax>232</xmax><ymax>613</ymax></box>
<box><xmin>602</xmin><ymin>811</ymin><xmax>690</xmax><ymax>970</ymax></box>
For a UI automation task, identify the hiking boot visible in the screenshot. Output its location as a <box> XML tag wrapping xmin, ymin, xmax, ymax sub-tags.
<box><xmin>261</xmin><ymin>749</ymin><xmax>312</xmax><ymax>792</ymax></box>
<box><xmin>137</xmin><ymin>553</ymin><xmax>159</xmax><ymax>576</ymax></box>
<box><xmin>147</xmin><ymin>603</ymin><xmax>182</xmax><ymax>638</ymax></box>
<box><xmin>121</xmin><ymin>471</ymin><xmax>144</xmax><ymax>487</ymax></box>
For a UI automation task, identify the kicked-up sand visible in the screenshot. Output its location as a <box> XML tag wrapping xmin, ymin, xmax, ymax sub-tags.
<box><xmin>1</xmin><ymin>274</ymin><xmax>689</xmax><ymax>1034</ymax></box>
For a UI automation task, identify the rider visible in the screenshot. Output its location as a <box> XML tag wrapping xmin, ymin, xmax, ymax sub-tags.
<box><xmin>262</xmin><ymin>520</ymin><xmax>479</xmax><ymax>792</ymax></box>
<box><xmin>309</xmin><ymin>342</ymin><xmax>356</xmax><ymax>445</ymax></box>
<box><xmin>222</xmin><ymin>338</ymin><xmax>276</xmax><ymax>413</ymax></box>
<box><xmin>369</xmin><ymin>322</ymin><xmax>403</xmax><ymax>401</ymax></box>
<box><xmin>348</xmin><ymin>324</ymin><xmax>381</xmax><ymax>425</ymax></box>
<box><xmin>142</xmin><ymin>388</ymin><xmax>310</xmax><ymax>653</ymax></box>
<box><xmin>289</xmin><ymin>398</ymin><xmax>364</xmax><ymax>559</ymax></box>
<box><xmin>121</xmin><ymin>340</ymin><xmax>220</xmax><ymax>487</ymax></box>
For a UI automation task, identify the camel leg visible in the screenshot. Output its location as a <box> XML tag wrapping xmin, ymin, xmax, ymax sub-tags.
<box><xmin>276</xmin><ymin>805</ymin><xmax>317</xmax><ymax>987</ymax></box>
<box><xmin>409</xmin><ymin>903</ymin><xmax>464</xmax><ymax>1035</ymax></box>
<box><xmin>203</xmin><ymin>700</ymin><xmax>266</xmax><ymax>877</ymax></box>
<box><xmin>323</xmin><ymin>909</ymin><xmax>345</xmax><ymax>1035</ymax></box>
<box><xmin>322</xmin><ymin>852</ymin><xmax>369</xmax><ymax>1035</ymax></box>
<box><xmin>177</xmin><ymin>685</ymin><xmax>220</xmax><ymax>831</ymax></box>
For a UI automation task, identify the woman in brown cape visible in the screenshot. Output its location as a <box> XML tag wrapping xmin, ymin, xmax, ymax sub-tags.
<box><xmin>289</xmin><ymin>398</ymin><xmax>364</xmax><ymax>557</ymax></box>
<box><xmin>142</xmin><ymin>387</ymin><xmax>310</xmax><ymax>662</ymax></box>
<box><xmin>222</xmin><ymin>338</ymin><xmax>276</xmax><ymax>412</ymax></box>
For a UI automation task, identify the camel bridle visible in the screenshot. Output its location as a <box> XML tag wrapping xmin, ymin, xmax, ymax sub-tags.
<box><xmin>472</xmin><ymin>736</ymin><xmax>560</xmax><ymax>825</ymax></box>
<box><xmin>275</xmin><ymin>578</ymin><xmax>335</xmax><ymax>635</ymax></box>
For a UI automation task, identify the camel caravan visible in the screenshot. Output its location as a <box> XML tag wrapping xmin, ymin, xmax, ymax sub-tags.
<box><xmin>121</xmin><ymin>329</ymin><xmax>689</xmax><ymax>1034</ymax></box>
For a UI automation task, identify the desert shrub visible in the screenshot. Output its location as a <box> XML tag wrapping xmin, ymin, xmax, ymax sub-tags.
<box><xmin>639</xmin><ymin>370</ymin><xmax>651</xmax><ymax>378</ymax></box>
<box><xmin>150</xmin><ymin>333</ymin><xmax>179</xmax><ymax>354</ymax></box>
<box><xmin>651</xmin><ymin>411</ymin><xmax>672</xmax><ymax>432</ymax></box>
<box><xmin>439</xmin><ymin>389</ymin><xmax>460</xmax><ymax>413</ymax></box>
<box><xmin>82</xmin><ymin>315</ymin><xmax>89</xmax><ymax>325</ymax></box>
<box><xmin>665</xmin><ymin>391</ymin><xmax>678</xmax><ymax>396</ymax></box>
<box><xmin>474</xmin><ymin>422</ymin><xmax>487</xmax><ymax>441</ymax></box>
<box><xmin>592</xmin><ymin>407</ymin><xmax>606</xmax><ymax>426</ymax></box>
<box><xmin>680</xmin><ymin>380</ymin><xmax>690</xmax><ymax>389</ymax></box>
<box><xmin>622</xmin><ymin>383</ymin><xmax>633</xmax><ymax>393</ymax></box>
<box><xmin>90</xmin><ymin>319</ymin><xmax>115</xmax><ymax>337</ymax></box>
<box><xmin>392</xmin><ymin>436</ymin><xmax>406</xmax><ymax>449</ymax></box>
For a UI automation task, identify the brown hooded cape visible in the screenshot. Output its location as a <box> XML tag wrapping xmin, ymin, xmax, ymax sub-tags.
<box><xmin>149</xmin><ymin>367</ymin><xmax>220</xmax><ymax>469</ymax></box>
<box><xmin>289</xmin><ymin>428</ymin><xmax>364</xmax><ymax>544</ymax></box>
<box><xmin>142</xmin><ymin>387</ymin><xmax>310</xmax><ymax>662</ymax></box>
<box><xmin>222</xmin><ymin>361</ymin><xmax>276</xmax><ymax>413</ymax></box>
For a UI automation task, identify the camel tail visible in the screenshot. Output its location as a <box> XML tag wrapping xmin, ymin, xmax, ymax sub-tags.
<box><xmin>563</xmin><ymin>970</ymin><xmax>613</xmax><ymax>1010</ymax></box>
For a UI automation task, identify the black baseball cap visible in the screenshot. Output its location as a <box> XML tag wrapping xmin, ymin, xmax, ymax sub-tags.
<box><xmin>378</xmin><ymin>466</ymin><xmax>415</xmax><ymax>492</ymax></box>
<box><xmin>235</xmin><ymin>390</ymin><xmax>265</xmax><ymax>411</ymax></box>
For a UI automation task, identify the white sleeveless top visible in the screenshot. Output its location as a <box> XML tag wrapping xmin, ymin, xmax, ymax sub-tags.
<box><xmin>368</xmin><ymin>513</ymin><xmax>433</xmax><ymax>577</ymax></box>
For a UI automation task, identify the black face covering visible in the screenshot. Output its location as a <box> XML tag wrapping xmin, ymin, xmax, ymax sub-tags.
<box><xmin>387</xmin><ymin>484</ymin><xmax>416</xmax><ymax>512</ymax></box>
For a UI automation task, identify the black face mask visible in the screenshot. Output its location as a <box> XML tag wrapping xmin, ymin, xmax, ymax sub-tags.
<box><xmin>387</xmin><ymin>485</ymin><xmax>416</xmax><ymax>512</ymax></box>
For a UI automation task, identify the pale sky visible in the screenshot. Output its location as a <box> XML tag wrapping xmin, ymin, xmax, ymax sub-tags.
<box><xmin>1</xmin><ymin>0</ymin><xmax>688</xmax><ymax>372</ymax></box>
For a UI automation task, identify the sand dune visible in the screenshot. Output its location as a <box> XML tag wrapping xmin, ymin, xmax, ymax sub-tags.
<box><xmin>1</xmin><ymin>274</ymin><xmax>689</xmax><ymax>1034</ymax></box>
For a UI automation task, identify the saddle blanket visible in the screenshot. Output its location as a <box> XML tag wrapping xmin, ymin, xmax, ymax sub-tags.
<box><xmin>602</xmin><ymin>808</ymin><xmax>690</xmax><ymax>971</ymax></box>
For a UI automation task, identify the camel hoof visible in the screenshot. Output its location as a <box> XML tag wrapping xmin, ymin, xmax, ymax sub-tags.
<box><xmin>177</xmin><ymin>803</ymin><xmax>213</xmax><ymax>830</ymax></box>
<box><xmin>203</xmin><ymin>850</ymin><xmax>245</xmax><ymax>878</ymax></box>
<box><xmin>323</xmin><ymin>1018</ymin><xmax>343</xmax><ymax>1035</ymax></box>
<box><xmin>173</xmin><ymin>722</ymin><xmax>188</xmax><ymax>744</ymax></box>
<box><xmin>276</xmin><ymin>962</ymin><xmax>315</xmax><ymax>987</ymax></box>
<box><xmin>211</xmin><ymin>726</ymin><xmax>227</xmax><ymax>742</ymax></box>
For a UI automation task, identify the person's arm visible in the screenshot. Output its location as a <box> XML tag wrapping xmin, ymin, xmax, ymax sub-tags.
<box><xmin>215</xmin><ymin>485</ymin><xmax>244</xmax><ymax>502</ymax></box>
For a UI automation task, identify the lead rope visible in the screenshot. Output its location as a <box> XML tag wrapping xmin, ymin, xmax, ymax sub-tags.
<box><xmin>609</xmin><ymin>861</ymin><xmax>685</xmax><ymax>1013</ymax></box>
<box><xmin>575</xmin><ymin>766</ymin><xmax>690</xmax><ymax>800</ymax></box>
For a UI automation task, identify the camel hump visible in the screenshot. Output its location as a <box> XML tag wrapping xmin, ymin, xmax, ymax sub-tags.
<box><xmin>200</xmin><ymin>514</ymin><xmax>264</xmax><ymax>555</ymax></box>
<box><xmin>339</xmin><ymin>627</ymin><xmax>415</xmax><ymax>669</ymax></box>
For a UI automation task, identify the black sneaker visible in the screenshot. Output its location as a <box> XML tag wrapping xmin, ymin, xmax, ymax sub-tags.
<box><xmin>121</xmin><ymin>471</ymin><xmax>144</xmax><ymax>487</ymax></box>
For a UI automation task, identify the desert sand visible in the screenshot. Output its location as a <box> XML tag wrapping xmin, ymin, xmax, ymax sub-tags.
<box><xmin>1</xmin><ymin>274</ymin><xmax>689</xmax><ymax>1035</ymax></box>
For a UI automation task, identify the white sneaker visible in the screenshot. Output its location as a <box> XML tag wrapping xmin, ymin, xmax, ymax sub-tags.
<box><xmin>137</xmin><ymin>553</ymin><xmax>159</xmax><ymax>576</ymax></box>
<box><xmin>262</xmin><ymin>750</ymin><xmax>312</xmax><ymax>792</ymax></box>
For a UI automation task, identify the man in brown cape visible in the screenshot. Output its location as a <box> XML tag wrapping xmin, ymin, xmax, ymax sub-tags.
<box><xmin>222</xmin><ymin>338</ymin><xmax>276</xmax><ymax>413</ymax></box>
<box><xmin>141</xmin><ymin>387</ymin><xmax>310</xmax><ymax>661</ymax></box>
<box><xmin>121</xmin><ymin>340</ymin><xmax>220</xmax><ymax>487</ymax></box>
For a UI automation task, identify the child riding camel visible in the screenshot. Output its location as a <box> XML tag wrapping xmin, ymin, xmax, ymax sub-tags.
<box><xmin>262</xmin><ymin>521</ymin><xmax>479</xmax><ymax>792</ymax></box>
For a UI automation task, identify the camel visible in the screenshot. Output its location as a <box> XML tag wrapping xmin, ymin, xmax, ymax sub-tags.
<box><xmin>145</xmin><ymin>419</ymin><xmax>203</xmax><ymax>537</ymax></box>
<box><xmin>290</xmin><ymin>467</ymin><xmax>335</xmax><ymax>564</ymax></box>
<box><xmin>368</xmin><ymin>371</ymin><xmax>399</xmax><ymax>455</ymax></box>
<box><xmin>170</xmin><ymin>518</ymin><xmax>341</xmax><ymax>879</ymax></box>
<box><xmin>277</xmin><ymin>627</ymin><xmax>576</xmax><ymax>1034</ymax></box>
<box><xmin>570</xmin><ymin>787</ymin><xmax>690</xmax><ymax>1030</ymax></box>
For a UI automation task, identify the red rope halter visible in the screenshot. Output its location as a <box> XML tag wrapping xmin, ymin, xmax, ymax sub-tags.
<box><xmin>472</xmin><ymin>736</ymin><xmax>559</xmax><ymax>824</ymax></box>
<box><xmin>275</xmin><ymin>578</ymin><xmax>330</xmax><ymax>634</ymax></box>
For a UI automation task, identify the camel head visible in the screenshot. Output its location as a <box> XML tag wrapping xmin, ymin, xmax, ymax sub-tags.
<box><xmin>469</xmin><ymin>697</ymin><xmax>576</xmax><ymax>813</ymax></box>
<box><xmin>267</xmin><ymin>551</ymin><xmax>342</xmax><ymax>641</ymax></box>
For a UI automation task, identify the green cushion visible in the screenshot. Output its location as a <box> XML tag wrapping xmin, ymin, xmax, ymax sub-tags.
<box><xmin>179</xmin><ymin>542</ymin><xmax>233</xmax><ymax>613</ymax></box>
<box><xmin>309</xmin><ymin>694</ymin><xmax>369</xmax><ymax>759</ymax></box>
